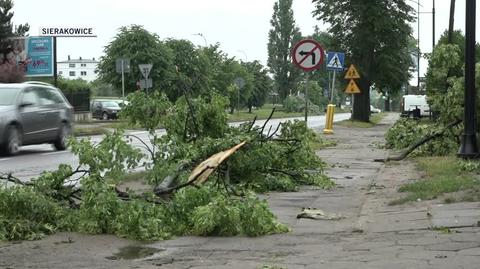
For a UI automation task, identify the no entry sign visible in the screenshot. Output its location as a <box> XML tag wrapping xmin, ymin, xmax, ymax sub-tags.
<box><xmin>291</xmin><ymin>39</ymin><xmax>324</xmax><ymax>72</ymax></box>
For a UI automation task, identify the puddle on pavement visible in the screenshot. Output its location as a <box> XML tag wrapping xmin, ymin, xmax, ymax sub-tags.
<box><xmin>106</xmin><ymin>245</ymin><xmax>164</xmax><ymax>260</ymax></box>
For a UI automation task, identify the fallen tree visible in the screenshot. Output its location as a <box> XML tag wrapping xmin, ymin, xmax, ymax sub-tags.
<box><xmin>0</xmin><ymin>91</ymin><xmax>333</xmax><ymax>241</ymax></box>
<box><xmin>374</xmin><ymin>120</ymin><xmax>462</xmax><ymax>162</ymax></box>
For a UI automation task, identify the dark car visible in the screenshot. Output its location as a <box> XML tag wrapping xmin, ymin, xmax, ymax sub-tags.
<box><xmin>0</xmin><ymin>82</ymin><xmax>74</xmax><ymax>155</ymax></box>
<box><xmin>91</xmin><ymin>100</ymin><xmax>122</xmax><ymax>120</ymax></box>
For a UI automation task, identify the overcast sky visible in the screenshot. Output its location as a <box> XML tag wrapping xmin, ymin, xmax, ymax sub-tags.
<box><xmin>12</xmin><ymin>0</ymin><xmax>479</xmax><ymax>85</ymax></box>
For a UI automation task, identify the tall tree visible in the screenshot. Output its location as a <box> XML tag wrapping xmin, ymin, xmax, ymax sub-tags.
<box><xmin>97</xmin><ymin>25</ymin><xmax>175</xmax><ymax>95</ymax></box>
<box><xmin>267</xmin><ymin>0</ymin><xmax>302</xmax><ymax>100</ymax></box>
<box><xmin>245</xmin><ymin>61</ymin><xmax>272</xmax><ymax>113</ymax></box>
<box><xmin>313</xmin><ymin>0</ymin><xmax>415</xmax><ymax>121</ymax></box>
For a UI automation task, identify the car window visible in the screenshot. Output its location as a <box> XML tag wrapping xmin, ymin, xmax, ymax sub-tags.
<box><xmin>0</xmin><ymin>87</ymin><xmax>21</xmax><ymax>105</ymax></box>
<box><xmin>22</xmin><ymin>89</ymin><xmax>40</xmax><ymax>106</ymax></box>
<box><xmin>37</xmin><ymin>87</ymin><xmax>64</xmax><ymax>105</ymax></box>
<box><xmin>102</xmin><ymin>101</ymin><xmax>120</xmax><ymax>108</ymax></box>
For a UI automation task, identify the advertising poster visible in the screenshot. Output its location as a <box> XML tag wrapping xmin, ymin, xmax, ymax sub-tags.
<box><xmin>25</xmin><ymin>36</ymin><xmax>54</xmax><ymax>77</ymax></box>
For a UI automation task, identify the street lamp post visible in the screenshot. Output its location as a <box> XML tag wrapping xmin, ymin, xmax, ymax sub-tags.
<box><xmin>193</xmin><ymin>33</ymin><xmax>207</xmax><ymax>47</ymax></box>
<box><xmin>417</xmin><ymin>0</ymin><xmax>420</xmax><ymax>91</ymax></box>
<box><xmin>459</xmin><ymin>0</ymin><xmax>479</xmax><ymax>158</ymax></box>
<box><xmin>237</xmin><ymin>50</ymin><xmax>248</xmax><ymax>62</ymax></box>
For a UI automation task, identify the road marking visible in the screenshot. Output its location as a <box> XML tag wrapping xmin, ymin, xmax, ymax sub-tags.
<box><xmin>0</xmin><ymin>158</ymin><xmax>12</xmax><ymax>162</ymax></box>
<box><xmin>41</xmin><ymin>151</ymin><xmax>68</xmax><ymax>156</ymax></box>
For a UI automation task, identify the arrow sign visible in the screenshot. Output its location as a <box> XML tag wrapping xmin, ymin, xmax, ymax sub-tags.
<box><xmin>326</xmin><ymin>52</ymin><xmax>345</xmax><ymax>71</ymax></box>
<box><xmin>291</xmin><ymin>39</ymin><xmax>324</xmax><ymax>72</ymax></box>
<box><xmin>299</xmin><ymin>50</ymin><xmax>316</xmax><ymax>65</ymax></box>
<box><xmin>344</xmin><ymin>79</ymin><xmax>361</xmax><ymax>94</ymax></box>
<box><xmin>138</xmin><ymin>64</ymin><xmax>153</xmax><ymax>78</ymax></box>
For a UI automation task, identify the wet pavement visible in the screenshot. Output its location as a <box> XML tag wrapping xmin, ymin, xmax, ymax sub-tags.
<box><xmin>1</xmin><ymin>113</ymin><xmax>479</xmax><ymax>269</ymax></box>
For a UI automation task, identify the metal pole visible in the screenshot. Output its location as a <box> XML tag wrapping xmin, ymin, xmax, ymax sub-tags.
<box><xmin>237</xmin><ymin>86</ymin><xmax>240</xmax><ymax>117</ymax></box>
<box><xmin>305</xmin><ymin>73</ymin><xmax>309</xmax><ymax>123</ymax></box>
<box><xmin>459</xmin><ymin>0</ymin><xmax>479</xmax><ymax>158</ymax></box>
<box><xmin>417</xmin><ymin>0</ymin><xmax>420</xmax><ymax>91</ymax></box>
<box><xmin>53</xmin><ymin>37</ymin><xmax>57</xmax><ymax>87</ymax></box>
<box><xmin>330</xmin><ymin>71</ymin><xmax>336</xmax><ymax>104</ymax></box>
<box><xmin>121</xmin><ymin>60</ymin><xmax>125</xmax><ymax>99</ymax></box>
<box><xmin>432</xmin><ymin>0</ymin><xmax>435</xmax><ymax>48</ymax></box>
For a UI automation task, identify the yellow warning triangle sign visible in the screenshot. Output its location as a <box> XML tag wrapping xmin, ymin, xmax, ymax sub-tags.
<box><xmin>344</xmin><ymin>64</ymin><xmax>360</xmax><ymax>79</ymax></box>
<box><xmin>344</xmin><ymin>79</ymin><xmax>361</xmax><ymax>94</ymax></box>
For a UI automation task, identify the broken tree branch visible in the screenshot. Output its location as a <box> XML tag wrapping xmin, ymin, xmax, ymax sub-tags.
<box><xmin>375</xmin><ymin>119</ymin><xmax>462</xmax><ymax>162</ymax></box>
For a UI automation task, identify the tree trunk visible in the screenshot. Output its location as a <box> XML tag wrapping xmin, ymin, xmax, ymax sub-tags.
<box><xmin>384</xmin><ymin>95</ymin><xmax>391</xmax><ymax>112</ymax></box>
<box><xmin>248</xmin><ymin>105</ymin><xmax>252</xmax><ymax>113</ymax></box>
<box><xmin>352</xmin><ymin>78</ymin><xmax>371</xmax><ymax>122</ymax></box>
<box><xmin>448</xmin><ymin>0</ymin><xmax>455</xmax><ymax>43</ymax></box>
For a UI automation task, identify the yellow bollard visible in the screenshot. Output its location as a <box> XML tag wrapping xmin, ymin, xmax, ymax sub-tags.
<box><xmin>323</xmin><ymin>104</ymin><xmax>336</xmax><ymax>134</ymax></box>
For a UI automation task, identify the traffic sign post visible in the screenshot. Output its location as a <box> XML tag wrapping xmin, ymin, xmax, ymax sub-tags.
<box><xmin>116</xmin><ymin>58</ymin><xmax>130</xmax><ymax>99</ymax></box>
<box><xmin>344</xmin><ymin>64</ymin><xmax>362</xmax><ymax>118</ymax></box>
<box><xmin>291</xmin><ymin>39</ymin><xmax>324</xmax><ymax>126</ymax></box>
<box><xmin>322</xmin><ymin>52</ymin><xmax>346</xmax><ymax>134</ymax></box>
<box><xmin>138</xmin><ymin>64</ymin><xmax>153</xmax><ymax>93</ymax></box>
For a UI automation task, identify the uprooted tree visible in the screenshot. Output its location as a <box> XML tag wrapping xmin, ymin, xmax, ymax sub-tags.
<box><xmin>0</xmin><ymin>88</ymin><xmax>334</xmax><ymax>241</ymax></box>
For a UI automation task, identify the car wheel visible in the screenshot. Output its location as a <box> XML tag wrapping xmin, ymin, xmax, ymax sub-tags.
<box><xmin>4</xmin><ymin>126</ymin><xmax>21</xmax><ymax>156</ymax></box>
<box><xmin>102</xmin><ymin>112</ymin><xmax>109</xmax><ymax>120</ymax></box>
<box><xmin>54</xmin><ymin>123</ymin><xmax>71</xmax><ymax>151</ymax></box>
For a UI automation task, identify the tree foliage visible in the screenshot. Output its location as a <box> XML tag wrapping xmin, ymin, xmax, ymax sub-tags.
<box><xmin>0</xmin><ymin>0</ymin><xmax>29</xmax><ymax>83</ymax></box>
<box><xmin>313</xmin><ymin>0</ymin><xmax>415</xmax><ymax>121</ymax></box>
<box><xmin>1</xmin><ymin>90</ymin><xmax>333</xmax><ymax>241</ymax></box>
<box><xmin>97</xmin><ymin>25</ymin><xmax>175</xmax><ymax>95</ymax></box>
<box><xmin>267</xmin><ymin>0</ymin><xmax>302</xmax><ymax>100</ymax></box>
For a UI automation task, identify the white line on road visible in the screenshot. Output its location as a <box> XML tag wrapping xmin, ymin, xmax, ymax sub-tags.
<box><xmin>0</xmin><ymin>158</ymin><xmax>11</xmax><ymax>162</ymax></box>
<box><xmin>41</xmin><ymin>151</ymin><xmax>68</xmax><ymax>156</ymax></box>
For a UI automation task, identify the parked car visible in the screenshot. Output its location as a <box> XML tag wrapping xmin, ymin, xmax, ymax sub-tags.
<box><xmin>370</xmin><ymin>105</ymin><xmax>381</xmax><ymax>114</ymax></box>
<box><xmin>91</xmin><ymin>100</ymin><xmax>122</xmax><ymax>120</ymax></box>
<box><xmin>0</xmin><ymin>82</ymin><xmax>74</xmax><ymax>155</ymax></box>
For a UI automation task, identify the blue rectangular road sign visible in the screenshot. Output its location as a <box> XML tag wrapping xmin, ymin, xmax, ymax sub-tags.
<box><xmin>326</xmin><ymin>52</ymin><xmax>345</xmax><ymax>71</ymax></box>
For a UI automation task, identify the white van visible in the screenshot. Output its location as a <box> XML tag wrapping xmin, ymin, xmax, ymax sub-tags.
<box><xmin>401</xmin><ymin>95</ymin><xmax>430</xmax><ymax>117</ymax></box>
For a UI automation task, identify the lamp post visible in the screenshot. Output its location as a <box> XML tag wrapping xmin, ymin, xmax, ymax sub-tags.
<box><xmin>408</xmin><ymin>0</ymin><xmax>436</xmax><ymax>92</ymax></box>
<box><xmin>237</xmin><ymin>50</ymin><xmax>248</xmax><ymax>62</ymax></box>
<box><xmin>458</xmin><ymin>0</ymin><xmax>479</xmax><ymax>158</ymax></box>
<box><xmin>193</xmin><ymin>33</ymin><xmax>207</xmax><ymax>47</ymax></box>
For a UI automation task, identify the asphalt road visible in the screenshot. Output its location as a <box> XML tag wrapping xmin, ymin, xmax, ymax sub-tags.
<box><xmin>0</xmin><ymin>113</ymin><xmax>351</xmax><ymax>181</ymax></box>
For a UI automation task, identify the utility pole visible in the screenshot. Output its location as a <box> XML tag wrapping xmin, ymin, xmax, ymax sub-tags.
<box><xmin>417</xmin><ymin>0</ymin><xmax>420</xmax><ymax>91</ymax></box>
<box><xmin>459</xmin><ymin>0</ymin><xmax>479</xmax><ymax>158</ymax></box>
<box><xmin>432</xmin><ymin>0</ymin><xmax>435</xmax><ymax>48</ymax></box>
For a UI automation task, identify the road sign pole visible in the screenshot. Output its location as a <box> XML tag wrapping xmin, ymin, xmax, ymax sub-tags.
<box><xmin>330</xmin><ymin>71</ymin><xmax>336</xmax><ymax>104</ymax></box>
<box><xmin>305</xmin><ymin>73</ymin><xmax>309</xmax><ymax>123</ymax></box>
<box><xmin>121</xmin><ymin>60</ymin><xmax>125</xmax><ymax>99</ymax></box>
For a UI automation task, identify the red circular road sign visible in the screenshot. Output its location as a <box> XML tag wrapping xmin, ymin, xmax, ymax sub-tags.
<box><xmin>291</xmin><ymin>39</ymin><xmax>325</xmax><ymax>72</ymax></box>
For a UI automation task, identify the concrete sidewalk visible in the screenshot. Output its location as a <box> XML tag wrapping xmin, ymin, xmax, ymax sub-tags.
<box><xmin>1</xmin><ymin>113</ymin><xmax>479</xmax><ymax>269</ymax></box>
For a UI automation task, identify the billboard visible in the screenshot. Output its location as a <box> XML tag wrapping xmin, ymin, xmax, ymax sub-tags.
<box><xmin>26</xmin><ymin>37</ymin><xmax>54</xmax><ymax>77</ymax></box>
<box><xmin>6</xmin><ymin>36</ymin><xmax>54</xmax><ymax>77</ymax></box>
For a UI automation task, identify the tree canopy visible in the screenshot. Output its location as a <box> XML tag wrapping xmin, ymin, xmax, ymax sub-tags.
<box><xmin>313</xmin><ymin>0</ymin><xmax>415</xmax><ymax>121</ymax></box>
<box><xmin>97</xmin><ymin>25</ymin><xmax>175</xmax><ymax>95</ymax></box>
<box><xmin>267</xmin><ymin>0</ymin><xmax>302</xmax><ymax>100</ymax></box>
<box><xmin>0</xmin><ymin>0</ymin><xmax>29</xmax><ymax>82</ymax></box>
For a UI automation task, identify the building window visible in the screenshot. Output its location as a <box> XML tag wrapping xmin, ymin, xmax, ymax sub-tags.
<box><xmin>81</xmin><ymin>63</ymin><xmax>87</xmax><ymax>67</ymax></box>
<box><xmin>69</xmin><ymin>71</ymin><xmax>76</xmax><ymax>76</ymax></box>
<box><xmin>80</xmin><ymin>71</ymin><xmax>87</xmax><ymax>76</ymax></box>
<box><xmin>69</xmin><ymin>63</ymin><xmax>76</xmax><ymax>68</ymax></box>
<box><xmin>58</xmin><ymin>71</ymin><xmax>63</xmax><ymax>75</ymax></box>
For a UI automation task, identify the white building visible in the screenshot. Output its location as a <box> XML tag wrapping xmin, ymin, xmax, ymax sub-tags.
<box><xmin>57</xmin><ymin>56</ymin><xmax>99</xmax><ymax>82</ymax></box>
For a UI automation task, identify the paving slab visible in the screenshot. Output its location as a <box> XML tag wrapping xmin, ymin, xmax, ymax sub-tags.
<box><xmin>2</xmin><ymin>113</ymin><xmax>480</xmax><ymax>269</ymax></box>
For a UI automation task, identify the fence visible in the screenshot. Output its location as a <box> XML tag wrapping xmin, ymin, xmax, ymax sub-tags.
<box><xmin>63</xmin><ymin>88</ymin><xmax>91</xmax><ymax>112</ymax></box>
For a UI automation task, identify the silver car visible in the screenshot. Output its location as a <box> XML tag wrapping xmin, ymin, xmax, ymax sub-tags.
<box><xmin>0</xmin><ymin>82</ymin><xmax>74</xmax><ymax>155</ymax></box>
